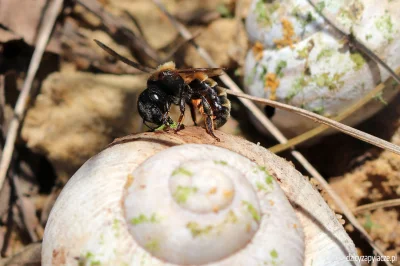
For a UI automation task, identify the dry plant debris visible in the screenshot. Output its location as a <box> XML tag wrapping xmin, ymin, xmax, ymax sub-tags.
<box><xmin>184</xmin><ymin>18</ymin><xmax>248</xmax><ymax>68</ymax></box>
<box><xmin>22</xmin><ymin>72</ymin><xmax>148</xmax><ymax>181</ymax></box>
<box><xmin>0</xmin><ymin>0</ymin><xmax>60</xmax><ymax>53</ymax></box>
<box><xmin>0</xmin><ymin>0</ymin><xmax>399</xmax><ymax>264</ymax></box>
<box><xmin>325</xmin><ymin>127</ymin><xmax>400</xmax><ymax>258</ymax></box>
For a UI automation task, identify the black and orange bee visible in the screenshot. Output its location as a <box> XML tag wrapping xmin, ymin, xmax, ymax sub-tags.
<box><xmin>94</xmin><ymin>40</ymin><xmax>230</xmax><ymax>141</ymax></box>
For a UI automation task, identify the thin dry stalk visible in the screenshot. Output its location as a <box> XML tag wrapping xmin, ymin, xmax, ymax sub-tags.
<box><xmin>0</xmin><ymin>0</ymin><xmax>64</xmax><ymax>191</ymax></box>
<box><xmin>151</xmin><ymin>1</ymin><xmax>391</xmax><ymax>263</ymax></box>
<box><xmin>227</xmin><ymin>90</ymin><xmax>400</xmax><ymax>156</ymax></box>
<box><xmin>353</xmin><ymin>199</ymin><xmax>400</xmax><ymax>215</ymax></box>
<box><xmin>0</xmin><ymin>75</ymin><xmax>5</xmax><ymax>125</ymax></box>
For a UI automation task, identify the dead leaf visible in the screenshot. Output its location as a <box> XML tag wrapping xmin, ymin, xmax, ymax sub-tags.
<box><xmin>0</xmin><ymin>28</ymin><xmax>21</xmax><ymax>43</ymax></box>
<box><xmin>0</xmin><ymin>242</ymin><xmax>41</xmax><ymax>266</ymax></box>
<box><xmin>184</xmin><ymin>19</ymin><xmax>248</xmax><ymax>68</ymax></box>
<box><xmin>0</xmin><ymin>0</ymin><xmax>60</xmax><ymax>52</ymax></box>
<box><xmin>21</xmin><ymin>71</ymin><xmax>147</xmax><ymax>181</ymax></box>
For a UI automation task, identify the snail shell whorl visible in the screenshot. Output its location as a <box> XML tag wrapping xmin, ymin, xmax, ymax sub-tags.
<box><xmin>124</xmin><ymin>144</ymin><xmax>304</xmax><ymax>265</ymax></box>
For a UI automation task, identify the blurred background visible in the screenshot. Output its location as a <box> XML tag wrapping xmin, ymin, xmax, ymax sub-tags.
<box><xmin>0</xmin><ymin>0</ymin><xmax>399</xmax><ymax>264</ymax></box>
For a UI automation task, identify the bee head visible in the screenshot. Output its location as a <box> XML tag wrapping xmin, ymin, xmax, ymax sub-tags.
<box><xmin>137</xmin><ymin>86</ymin><xmax>170</xmax><ymax>126</ymax></box>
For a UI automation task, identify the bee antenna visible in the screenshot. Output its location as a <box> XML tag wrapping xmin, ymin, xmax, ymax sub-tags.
<box><xmin>94</xmin><ymin>39</ymin><xmax>155</xmax><ymax>73</ymax></box>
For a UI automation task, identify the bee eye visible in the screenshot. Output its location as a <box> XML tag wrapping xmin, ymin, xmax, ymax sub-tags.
<box><xmin>151</xmin><ymin>93</ymin><xmax>160</xmax><ymax>101</ymax></box>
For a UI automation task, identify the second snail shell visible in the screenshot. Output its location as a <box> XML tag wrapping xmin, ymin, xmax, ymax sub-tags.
<box><xmin>42</xmin><ymin>127</ymin><xmax>358</xmax><ymax>266</ymax></box>
<box><xmin>245</xmin><ymin>0</ymin><xmax>400</xmax><ymax>136</ymax></box>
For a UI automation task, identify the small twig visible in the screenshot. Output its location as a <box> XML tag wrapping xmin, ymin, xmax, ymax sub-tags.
<box><xmin>0</xmin><ymin>75</ymin><xmax>5</xmax><ymax>125</ymax></box>
<box><xmin>62</xmin><ymin>20</ymin><xmax>144</xmax><ymax>75</ymax></box>
<box><xmin>270</xmin><ymin>67</ymin><xmax>400</xmax><ymax>153</ymax></box>
<box><xmin>151</xmin><ymin>1</ymin><xmax>392</xmax><ymax>262</ymax></box>
<box><xmin>1</xmin><ymin>185</ymin><xmax>14</xmax><ymax>257</ymax></box>
<box><xmin>40</xmin><ymin>186</ymin><xmax>61</xmax><ymax>225</ymax></box>
<box><xmin>123</xmin><ymin>10</ymin><xmax>145</xmax><ymax>37</ymax></box>
<box><xmin>163</xmin><ymin>31</ymin><xmax>202</xmax><ymax>61</ymax></box>
<box><xmin>77</xmin><ymin>0</ymin><xmax>161</xmax><ymax>65</ymax></box>
<box><xmin>353</xmin><ymin>199</ymin><xmax>400</xmax><ymax>215</ymax></box>
<box><xmin>306</xmin><ymin>0</ymin><xmax>400</xmax><ymax>84</ymax></box>
<box><xmin>0</xmin><ymin>0</ymin><xmax>63</xmax><ymax>191</ymax></box>
<box><xmin>174</xmin><ymin>10</ymin><xmax>220</xmax><ymax>25</ymax></box>
<box><xmin>94</xmin><ymin>40</ymin><xmax>154</xmax><ymax>73</ymax></box>
<box><xmin>11</xmin><ymin>173</ymin><xmax>39</xmax><ymax>242</ymax></box>
<box><xmin>0</xmin><ymin>75</ymin><xmax>6</xmax><ymax>143</ymax></box>
<box><xmin>227</xmin><ymin>90</ymin><xmax>400</xmax><ymax>156</ymax></box>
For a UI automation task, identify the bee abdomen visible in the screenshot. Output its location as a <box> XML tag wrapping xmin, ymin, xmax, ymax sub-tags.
<box><xmin>213</xmin><ymin>86</ymin><xmax>231</xmax><ymax>129</ymax></box>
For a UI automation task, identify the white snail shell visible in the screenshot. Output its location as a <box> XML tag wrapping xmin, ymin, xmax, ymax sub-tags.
<box><xmin>42</xmin><ymin>127</ymin><xmax>359</xmax><ymax>265</ymax></box>
<box><xmin>245</xmin><ymin>0</ymin><xmax>400</xmax><ymax>136</ymax></box>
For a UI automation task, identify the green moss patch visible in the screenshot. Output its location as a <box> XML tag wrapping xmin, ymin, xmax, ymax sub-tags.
<box><xmin>315</xmin><ymin>1</ymin><xmax>326</xmax><ymax>13</ymax></box>
<box><xmin>275</xmin><ymin>61</ymin><xmax>287</xmax><ymax>78</ymax></box>
<box><xmin>187</xmin><ymin>211</ymin><xmax>239</xmax><ymax>237</ymax></box>
<box><xmin>311</xmin><ymin>106</ymin><xmax>325</xmax><ymax>115</ymax></box>
<box><xmin>187</xmin><ymin>222</ymin><xmax>213</xmax><ymax>237</ymax></box>
<box><xmin>270</xmin><ymin>249</ymin><xmax>279</xmax><ymax>259</ymax></box>
<box><xmin>145</xmin><ymin>239</ymin><xmax>160</xmax><ymax>252</ymax></box>
<box><xmin>286</xmin><ymin>75</ymin><xmax>309</xmax><ymax>101</ymax></box>
<box><xmin>79</xmin><ymin>252</ymin><xmax>101</xmax><ymax>266</ymax></box>
<box><xmin>375</xmin><ymin>14</ymin><xmax>395</xmax><ymax>42</ymax></box>
<box><xmin>242</xmin><ymin>201</ymin><xmax>260</xmax><ymax>222</ymax></box>
<box><xmin>260</xmin><ymin>65</ymin><xmax>268</xmax><ymax>81</ymax></box>
<box><xmin>173</xmin><ymin>186</ymin><xmax>198</xmax><ymax>203</ymax></box>
<box><xmin>245</xmin><ymin>65</ymin><xmax>258</xmax><ymax>86</ymax></box>
<box><xmin>314</xmin><ymin>73</ymin><xmax>344</xmax><ymax>90</ymax></box>
<box><xmin>255</xmin><ymin>0</ymin><xmax>280</xmax><ymax>27</ymax></box>
<box><xmin>373</xmin><ymin>92</ymin><xmax>387</xmax><ymax>105</ymax></box>
<box><xmin>316</xmin><ymin>49</ymin><xmax>334</xmax><ymax>61</ymax></box>
<box><xmin>131</xmin><ymin>213</ymin><xmax>160</xmax><ymax>225</ymax></box>
<box><xmin>350</xmin><ymin>52</ymin><xmax>366</xmax><ymax>71</ymax></box>
<box><xmin>172</xmin><ymin>167</ymin><xmax>193</xmax><ymax>177</ymax></box>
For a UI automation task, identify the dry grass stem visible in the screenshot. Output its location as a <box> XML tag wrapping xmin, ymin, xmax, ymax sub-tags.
<box><xmin>227</xmin><ymin>90</ymin><xmax>400</xmax><ymax>156</ymax></box>
<box><xmin>353</xmin><ymin>199</ymin><xmax>400</xmax><ymax>215</ymax></box>
<box><xmin>0</xmin><ymin>0</ymin><xmax>64</xmax><ymax>191</ymax></box>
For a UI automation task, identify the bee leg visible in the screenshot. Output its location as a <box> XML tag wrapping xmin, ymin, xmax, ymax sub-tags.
<box><xmin>189</xmin><ymin>102</ymin><xmax>198</xmax><ymax>126</ymax></box>
<box><xmin>175</xmin><ymin>97</ymin><xmax>186</xmax><ymax>132</ymax></box>
<box><xmin>143</xmin><ymin>121</ymin><xmax>157</xmax><ymax>131</ymax></box>
<box><xmin>205</xmin><ymin>116</ymin><xmax>220</xmax><ymax>141</ymax></box>
<box><xmin>167</xmin><ymin>116</ymin><xmax>174</xmax><ymax>125</ymax></box>
<box><xmin>161</xmin><ymin>114</ymin><xmax>172</xmax><ymax>131</ymax></box>
<box><xmin>200</xmin><ymin>97</ymin><xmax>220</xmax><ymax>141</ymax></box>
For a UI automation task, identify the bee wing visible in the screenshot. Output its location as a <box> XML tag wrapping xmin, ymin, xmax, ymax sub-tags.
<box><xmin>94</xmin><ymin>39</ymin><xmax>155</xmax><ymax>73</ymax></box>
<box><xmin>177</xmin><ymin>68</ymin><xmax>226</xmax><ymax>83</ymax></box>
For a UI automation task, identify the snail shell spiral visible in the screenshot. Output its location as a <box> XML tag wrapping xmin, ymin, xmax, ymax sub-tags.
<box><xmin>124</xmin><ymin>144</ymin><xmax>303</xmax><ymax>265</ymax></box>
